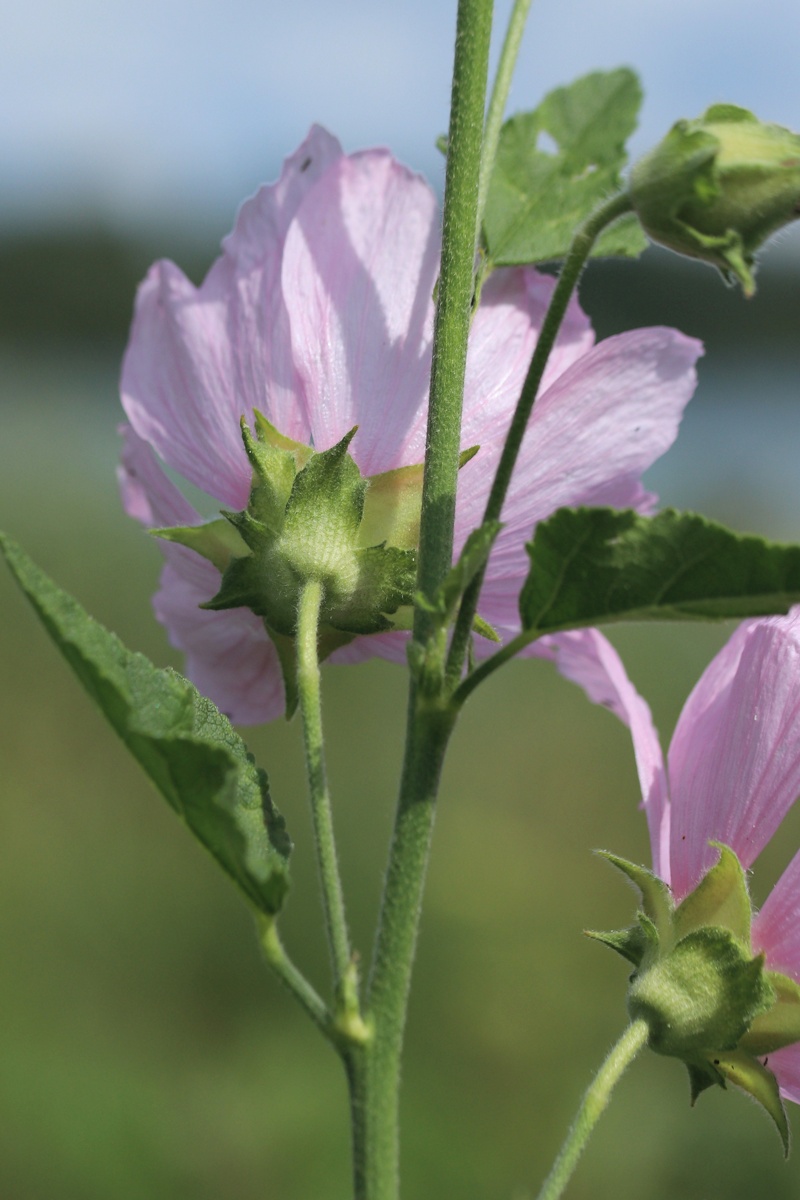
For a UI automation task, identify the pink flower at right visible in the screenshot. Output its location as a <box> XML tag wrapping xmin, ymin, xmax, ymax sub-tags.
<box><xmin>550</xmin><ymin>611</ymin><xmax>800</xmax><ymax>1103</ymax></box>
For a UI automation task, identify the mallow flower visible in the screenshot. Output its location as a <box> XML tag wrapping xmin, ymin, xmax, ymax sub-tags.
<box><xmin>118</xmin><ymin>125</ymin><xmax>701</xmax><ymax>724</ymax></box>
<box><xmin>552</xmin><ymin>614</ymin><xmax>800</xmax><ymax>1143</ymax></box>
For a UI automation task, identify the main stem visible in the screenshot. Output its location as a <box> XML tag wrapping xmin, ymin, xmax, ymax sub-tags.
<box><xmin>348</xmin><ymin>1</ymin><xmax>494</xmax><ymax>1196</ymax></box>
<box><xmin>535</xmin><ymin>1019</ymin><xmax>648</xmax><ymax>1200</ymax></box>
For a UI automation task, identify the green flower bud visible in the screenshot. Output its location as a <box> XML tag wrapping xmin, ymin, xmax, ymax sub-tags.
<box><xmin>152</xmin><ymin>414</ymin><xmax>487</xmax><ymax>717</ymax></box>
<box><xmin>630</xmin><ymin>104</ymin><xmax>800</xmax><ymax>295</ymax></box>
<box><xmin>590</xmin><ymin>845</ymin><xmax>800</xmax><ymax>1151</ymax></box>
<box><xmin>156</xmin><ymin>413</ymin><xmax>420</xmax><ymax>715</ymax></box>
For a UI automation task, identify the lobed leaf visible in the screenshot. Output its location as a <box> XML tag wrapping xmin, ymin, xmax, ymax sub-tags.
<box><xmin>1</xmin><ymin>532</ymin><xmax>291</xmax><ymax>915</ymax></box>
<box><xmin>483</xmin><ymin>68</ymin><xmax>647</xmax><ymax>266</ymax></box>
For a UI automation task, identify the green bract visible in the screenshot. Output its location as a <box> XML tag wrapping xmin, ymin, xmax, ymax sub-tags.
<box><xmin>157</xmin><ymin>414</ymin><xmax>424</xmax><ymax>716</ymax></box>
<box><xmin>630</xmin><ymin>104</ymin><xmax>800</xmax><ymax>295</ymax></box>
<box><xmin>590</xmin><ymin>845</ymin><xmax>800</xmax><ymax>1152</ymax></box>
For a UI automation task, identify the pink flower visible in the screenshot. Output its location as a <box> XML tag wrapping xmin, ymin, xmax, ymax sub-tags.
<box><xmin>553</xmin><ymin>613</ymin><xmax>800</xmax><ymax>1103</ymax></box>
<box><xmin>118</xmin><ymin>125</ymin><xmax>702</xmax><ymax>724</ymax></box>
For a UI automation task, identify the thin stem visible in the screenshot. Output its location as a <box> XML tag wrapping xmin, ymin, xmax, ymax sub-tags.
<box><xmin>476</xmin><ymin>0</ymin><xmax>534</xmax><ymax>241</ymax></box>
<box><xmin>535</xmin><ymin>1019</ymin><xmax>649</xmax><ymax>1200</ymax></box>
<box><xmin>446</xmin><ymin>190</ymin><xmax>634</xmax><ymax>685</ymax></box>
<box><xmin>296</xmin><ymin>578</ymin><xmax>352</xmax><ymax>1001</ymax></box>
<box><xmin>258</xmin><ymin>915</ymin><xmax>334</xmax><ymax>1041</ymax></box>
<box><xmin>453</xmin><ymin>626</ymin><xmax>529</xmax><ymax>707</ymax></box>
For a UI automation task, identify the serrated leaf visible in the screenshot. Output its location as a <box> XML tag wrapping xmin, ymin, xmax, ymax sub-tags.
<box><xmin>1</xmin><ymin>532</ymin><xmax>291</xmax><ymax>915</ymax></box>
<box><xmin>519</xmin><ymin>508</ymin><xmax>800</xmax><ymax>640</ymax></box>
<box><xmin>483</xmin><ymin>69</ymin><xmax>647</xmax><ymax>266</ymax></box>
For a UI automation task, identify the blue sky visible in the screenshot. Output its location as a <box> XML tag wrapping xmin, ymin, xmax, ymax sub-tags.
<box><xmin>5</xmin><ymin>0</ymin><xmax>799</xmax><ymax>233</ymax></box>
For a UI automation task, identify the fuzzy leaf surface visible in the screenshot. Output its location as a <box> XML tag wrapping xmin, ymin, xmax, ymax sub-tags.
<box><xmin>519</xmin><ymin>508</ymin><xmax>800</xmax><ymax>639</ymax></box>
<box><xmin>1</xmin><ymin>532</ymin><xmax>291</xmax><ymax>915</ymax></box>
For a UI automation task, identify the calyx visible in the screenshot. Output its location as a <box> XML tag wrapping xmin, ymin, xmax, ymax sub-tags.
<box><xmin>589</xmin><ymin>844</ymin><xmax>800</xmax><ymax>1153</ymax></box>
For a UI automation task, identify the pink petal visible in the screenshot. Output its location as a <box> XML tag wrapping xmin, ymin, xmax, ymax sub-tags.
<box><xmin>121</xmin><ymin>127</ymin><xmax>343</xmax><ymax>508</ymax></box>
<box><xmin>668</xmin><ymin>611</ymin><xmax>800</xmax><ymax>901</ymax></box>
<box><xmin>119</xmin><ymin>424</ymin><xmax>282</xmax><ymax>724</ymax></box>
<box><xmin>460</xmin><ymin>268</ymin><xmax>594</xmax><ymax>450</ymax></box>
<box><xmin>461</xmin><ymin>328</ymin><xmax>703</xmax><ymax>634</ymax></box>
<box><xmin>752</xmin><ymin>849</ymin><xmax>800</xmax><ymax>982</ymax></box>
<box><xmin>533</xmin><ymin>629</ymin><xmax>670</xmax><ymax>878</ymax></box>
<box><xmin>756</xmin><ymin>1043</ymin><xmax>800</xmax><ymax>1106</ymax></box>
<box><xmin>118</xmin><ymin>422</ymin><xmax>201</xmax><ymax>529</ymax></box>
<box><xmin>155</xmin><ymin>564</ymin><xmax>284</xmax><ymax>725</ymax></box>
<box><xmin>281</xmin><ymin>149</ymin><xmax>439</xmax><ymax>475</ymax></box>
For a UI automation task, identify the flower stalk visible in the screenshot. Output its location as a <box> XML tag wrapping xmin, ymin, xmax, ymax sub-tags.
<box><xmin>447</xmin><ymin>189</ymin><xmax>635</xmax><ymax>688</ymax></box>
<box><xmin>535</xmin><ymin>1019</ymin><xmax>649</xmax><ymax>1200</ymax></box>
<box><xmin>296</xmin><ymin>577</ymin><xmax>354</xmax><ymax>1007</ymax></box>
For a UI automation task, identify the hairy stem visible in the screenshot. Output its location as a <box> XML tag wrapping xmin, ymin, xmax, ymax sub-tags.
<box><xmin>476</xmin><ymin>0</ymin><xmax>534</xmax><ymax>241</ymax></box>
<box><xmin>535</xmin><ymin>1019</ymin><xmax>649</xmax><ymax>1200</ymax></box>
<box><xmin>297</xmin><ymin>578</ymin><xmax>353</xmax><ymax>1003</ymax></box>
<box><xmin>349</xmin><ymin>1</ymin><xmax>495</xmax><ymax>1196</ymax></box>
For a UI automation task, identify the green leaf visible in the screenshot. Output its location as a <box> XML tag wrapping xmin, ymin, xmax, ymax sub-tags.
<box><xmin>0</xmin><ymin>532</ymin><xmax>291</xmax><ymax>915</ymax></box>
<box><xmin>519</xmin><ymin>507</ymin><xmax>800</xmax><ymax>640</ymax></box>
<box><xmin>483</xmin><ymin>69</ymin><xmax>647</xmax><ymax>266</ymax></box>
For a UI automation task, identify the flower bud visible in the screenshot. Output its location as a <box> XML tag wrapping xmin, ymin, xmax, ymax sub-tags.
<box><xmin>156</xmin><ymin>413</ymin><xmax>420</xmax><ymax>715</ymax></box>
<box><xmin>630</xmin><ymin>104</ymin><xmax>800</xmax><ymax>295</ymax></box>
<box><xmin>590</xmin><ymin>845</ymin><xmax>800</xmax><ymax>1151</ymax></box>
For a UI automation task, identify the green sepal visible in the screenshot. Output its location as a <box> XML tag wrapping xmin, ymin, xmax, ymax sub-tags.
<box><xmin>202</xmin><ymin>552</ymin><xmax>285</xmax><ymax>622</ymax></box>
<box><xmin>266</xmin><ymin>626</ymin><xmax>300</xmax><ymax>721</ymax></box>
<box><xmin>483</xmin><ymin>68</ymin><xmax>647</xmax><ymax>267</ymax></box>
<box><xmin>741</xmin><ymin>971</ymin><xmax>800</xmax><ymax>1055</ymax></box>
<box><xmin>706</xmin><ymin>1049</ymin><xmax>789</xmax><ymax>1155</ymax></box>
<box><xmin>360</xmin><ymin>461</ymin><xmax>425</xmax><ymax>551</ymax></box>
<box><xmin>472</xmin><ymin>614</ymin><xmax>501</xmax><ymax>643</ymax></box>
<box><xmin>597</xmin><ymin>851</ymin><xmax>674</xmax><ymax>943</ymax></box>
<box><xmin>585</xmin><ymin>925</ymin><xmax>648</xmax><ymax>967</ymax></box>
<box><xmin>0</xmin><ymin>532</ymin><xmax>291</xmax><ymax>916</ymax></box>
<box><xmin>359</xmin><ymin>445</ymin><xmax>478</xmax><ymax>552</ymax></box>
<box><xmin>328</xmin><ymin>544</ymin><xmax>417</xmax><ymax>635</ymax></box>
<box><xmin>241</xmin><ymin>412</ymin><xmax>311</xmax><ymax>532</ymax></box>
<box><xmin>673</xmin><ymin>843</ymin><xmax>752</xmax><ymax>944</ymax></box>
<box><xmin>155</xmin><ymin>518</ymin><xmax>249</xmax><ymax>573</ymax></box>
<box><xmin>687</xmin><ymin>1059</ymin><xmax>724</xmax><ymax>1103</ymax></box>
<box><xmin>281</xmin><ymin>427</ymin><xmax>365</xmax><ymax>572</ymax></box>
<box><xmin>628</xmin><ymin>927</ymin><xmax>775</xmax><ymax>1058</ymax></box>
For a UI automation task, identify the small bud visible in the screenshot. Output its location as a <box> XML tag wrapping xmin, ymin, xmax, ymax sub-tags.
<box><xmin>592</xmin><ymin>845</ymin><xmax>800</xmax><ymax>1151</ymax></box>
<box><xmin>630</xmin><ymin>104</ymin><xmax>800</xmax><ymax>295</ymax></box>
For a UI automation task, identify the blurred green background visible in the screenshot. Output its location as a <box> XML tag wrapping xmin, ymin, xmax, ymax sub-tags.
<box><xmin>2</xmin><ymin>228</ymin><xmax>800</xmax><ymax>1199</ymax></box>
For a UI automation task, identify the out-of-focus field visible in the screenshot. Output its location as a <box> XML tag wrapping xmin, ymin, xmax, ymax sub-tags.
<box><xmin>2</xmin><ymin>234</ymin><xmax>800</xmax><ymax>1198</ymax></box>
